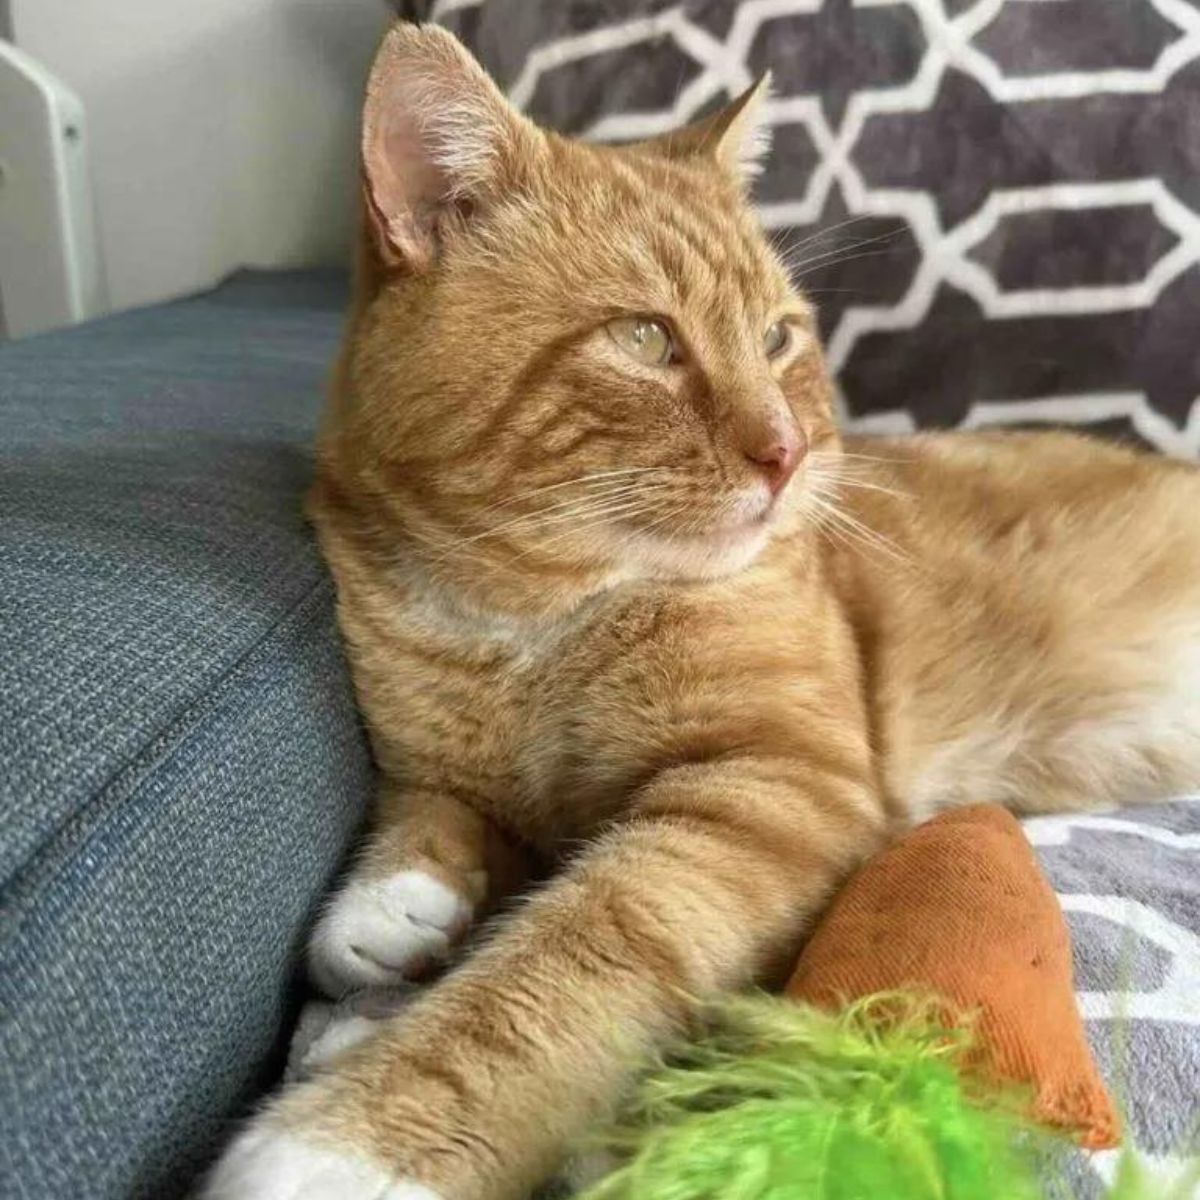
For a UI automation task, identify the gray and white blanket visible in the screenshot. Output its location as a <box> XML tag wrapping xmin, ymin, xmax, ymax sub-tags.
<box><xmin>1025</xmin><ymin>797</ymin><xmax>1200</xmax><ymax>1193</ymax></box>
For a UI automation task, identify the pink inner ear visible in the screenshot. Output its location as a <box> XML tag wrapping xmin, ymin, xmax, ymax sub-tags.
<box><xmin>360</xmin><ymin>25</ymin><xmax>532</xmax><ymax>268</ymax></box>
<box><xmin>364</xmin><ymin>106</ymin><xmax>451</xmax><ymax>267</ymax></box>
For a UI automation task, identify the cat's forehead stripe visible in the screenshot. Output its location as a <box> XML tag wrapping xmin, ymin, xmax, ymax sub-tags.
<box><xmin>626</xmin><ymin>170</ymin><xmax>782</xmax><ymax>317</ymax></box>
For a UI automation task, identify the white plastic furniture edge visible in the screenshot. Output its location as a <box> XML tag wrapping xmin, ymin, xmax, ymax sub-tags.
<box><xmin>0</xmin><ymin>40</ymin><xmax>105</xmax><ymax>339</ymax></box>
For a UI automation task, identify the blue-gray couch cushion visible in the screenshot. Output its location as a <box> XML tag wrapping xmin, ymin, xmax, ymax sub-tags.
<box><xmin>0</xmin><ymin>270</ymin><xmax>371</xmax><ymax>1199</ymax></box>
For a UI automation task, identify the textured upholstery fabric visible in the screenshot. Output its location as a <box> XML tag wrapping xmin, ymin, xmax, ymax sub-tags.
<box><xmin>0</xmin><ymin>271</ymin><xmax>372</xmax><ymax>1199</ymax></box>
<box><xmin>402</xmin><ymin>0</ymin><xmax>1200</xmax><ymax>457</ymax></box>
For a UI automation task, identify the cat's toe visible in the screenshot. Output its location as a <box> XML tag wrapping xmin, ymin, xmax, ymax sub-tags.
<box><xmin>308</xmin><ymin>869</ymin><xmax>474</xmax><ymax>996</ymax></box>
<box><xmin>201</xmin><ymin>1127</ymin><xmax>441</xmax><ymax>1199</ymax></box>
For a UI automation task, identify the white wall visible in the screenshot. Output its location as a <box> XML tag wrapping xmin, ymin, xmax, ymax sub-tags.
<box><xmin>12</xmin><ymin>0</ymin><xmax>388</xmax><ymax>316</ymax></box>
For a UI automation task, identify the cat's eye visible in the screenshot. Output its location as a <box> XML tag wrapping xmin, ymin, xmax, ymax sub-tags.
<box><xmin>606</xmin><ymin>316</ymin><xmax>675</xmax><ymax>367</ymax></box>
<box><xmin>764</xmin><ymin>321</ymin><xmax>790</xmax><ymax>358</ymax></box>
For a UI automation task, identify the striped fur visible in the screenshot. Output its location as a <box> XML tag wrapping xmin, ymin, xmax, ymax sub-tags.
<box><xmin>202</xmin><ymin>24</ymin><xmax>1200</xmax><ymax>1200</ymax></box>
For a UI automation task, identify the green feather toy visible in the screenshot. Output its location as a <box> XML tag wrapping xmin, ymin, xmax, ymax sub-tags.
<box><xmin>579</xmin><ymin>995</ymin><xmax>1199</xmax><ymax>1200</ymax></box>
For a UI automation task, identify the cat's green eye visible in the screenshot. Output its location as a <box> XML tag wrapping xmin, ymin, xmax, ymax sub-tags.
<box><xmin>764</xmin><ymin>321</ymin><xmax>790</xmax><ymax>358</ymax></box>
<box><xmin>606</xmin><ymin>316</ymin><xmax>675</xmax><ymax>367</ymax></box>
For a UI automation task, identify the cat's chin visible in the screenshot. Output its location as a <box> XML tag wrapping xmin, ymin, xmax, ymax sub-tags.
<box><xmin>623</xmin><ymin>519</ymin><xmax>773</xmax><ymax>581</ymax></box>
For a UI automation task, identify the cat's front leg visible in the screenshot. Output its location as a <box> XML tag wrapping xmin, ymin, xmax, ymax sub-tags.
<box><xmin>308</xmin><ymin>781</ymin><xmax>527</xmax><ymax>996</ymax></box>
<box><xmin>204</xmin><ymin>759</ymin><xmax>884</xmax><ymax>1200</ymax></box>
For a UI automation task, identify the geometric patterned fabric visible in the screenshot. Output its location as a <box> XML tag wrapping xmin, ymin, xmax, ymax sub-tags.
<box><xmin>410</xmin><ymin>0</ymin><xmax>1200</xmax><ymax>455</ymax></box>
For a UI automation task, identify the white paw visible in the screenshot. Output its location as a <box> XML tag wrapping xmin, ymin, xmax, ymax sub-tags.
<box><xmin>201</xmin><ymin>1128</ymin><xmax>442</xmax><ymax>1200</ymax></box>
<box><xmin>303</xmin><ymin>1012</ymin><xmax>384</xmax><ymax>1067</ymax></box>
<box><xmin>308</xmin><ymin>870</ymin><xmax>473</xmax><ymax>997</ymax></box>
<box><xmin>287</xmin><ymin>1000</ymin><xmax>387</xmax><ymax>1080</ymax></box>
<box><xmin>288</xmin><ymin>989</ymin><xmax>418</xmax><ymax>1080</ymax></box>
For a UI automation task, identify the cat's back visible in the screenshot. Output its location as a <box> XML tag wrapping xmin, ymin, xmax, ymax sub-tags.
<box><xmin>829</xmin><ymin>426</ymin><xmax>1200</xmax><ymax>690</ymax></box>
<box><xmin>828</xmin><ymin>429</ymin><xmax>1200</xmax><ymax>814</ymax></box>
<box><xmin>834</xmin><ymin>428</ymin><xmax>1198</xmax><ymax>585</ymax></box>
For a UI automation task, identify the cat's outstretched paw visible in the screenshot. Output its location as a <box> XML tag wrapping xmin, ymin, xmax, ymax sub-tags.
<box><xmin>308</xmin><ymin>869</ymin><xmax>474</xmax><ymax>996</ymax></box>
<box><xmin>201</xmin><ymin>1128</ymin><xmax>441</xmax><ymax>1200</ymax></box>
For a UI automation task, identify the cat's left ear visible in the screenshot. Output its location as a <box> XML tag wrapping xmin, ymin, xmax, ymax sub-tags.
<box><xmin>361</xmin><ymin>23</ymin><xmax>544</xmax><ymax>272</ymax></box>
<box><xmin>643</xmin><ymin>75</ymin><xmax>773</xmax><ymax>184</ymax></box>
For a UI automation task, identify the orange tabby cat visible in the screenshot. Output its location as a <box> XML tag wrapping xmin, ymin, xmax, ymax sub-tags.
<box><xmin>203</xmin><ymin>22</ymin><xmax>1200</xmax><ymax>1200</ymax></box>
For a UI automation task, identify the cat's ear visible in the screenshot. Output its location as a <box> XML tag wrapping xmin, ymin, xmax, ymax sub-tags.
<box><xmin>361</xmin><ymin>23</ymin><xmax>542</xmax><ymax>271</ymax></box>
<box><xmin>644</xmin><ymin>75</ymin><xmax>773</xmax><ymax>184</ymax></box>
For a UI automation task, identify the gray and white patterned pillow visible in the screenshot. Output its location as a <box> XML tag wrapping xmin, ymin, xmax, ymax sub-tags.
<box><xmin>400</xmin><ymin>0</ymin><xmax>1200</xmax><ymax>457</ymax></box>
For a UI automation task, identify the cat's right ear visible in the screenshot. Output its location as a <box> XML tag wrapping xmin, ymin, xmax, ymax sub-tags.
<box><xmin>640</xmin><ymin>76</ymin><xmax>773</xmax><ymax>187</ymax></box>
<box><xmin>361</xmin><ymin>23</ymin><xmax>541</xmax><ymax>272</ymax></box>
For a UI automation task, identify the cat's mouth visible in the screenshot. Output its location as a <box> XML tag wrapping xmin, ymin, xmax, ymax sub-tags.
<box><xmin>712</xmin><ymin>477</ymin><xmax>795</xmax><ymax>535</ymax></box>
<box><xmin>730</xmin><ymin>492</ymin><xmax>779</xmax><ymax>529</ymax></box>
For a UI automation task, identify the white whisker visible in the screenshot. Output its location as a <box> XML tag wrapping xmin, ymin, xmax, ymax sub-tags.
<box><xmin>789</xmin><ymin>248</ymin><xmax>897</xmax><ymax>280</ymax></box>
<box><xmin>781</xmin><ymin>225</ymin><xmax>907</xmax><ymax>274</ymax></box>
<box><xmin>769</xmin><ymin>215</ymin><xmax>881</xmax><ymax>264</ymax></box>
<box><xmin>506</xmin><ymin>501</ymin><xmax>669</xmax><ymax>567</ymax></box>
<box><xmin>439</xmin><ymin>486</ymin><xmax>675</xmax><ymax>556</ymax></box>
<box><xmin>808</xmin><ymin>469</ymin><xmax>912</xmax><ymax>502</ymax></box>
<box><xmin>464</xmin><ymin>466</ymin><xmax>685</xmax><ymax>519</ymax></box>
<box><xmin>807</xmin><ymin>495</ymin><xmax>910</xmax><ymax>565</ymax></box>
<box><xmin>824</xmin><ymin>451</ymin><xmax>912</xmax><ymax>466</ymax></box>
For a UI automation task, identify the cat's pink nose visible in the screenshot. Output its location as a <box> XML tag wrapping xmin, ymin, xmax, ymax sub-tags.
<box><xmin>745</xmin><ymin>425</ymin><xmax>807</xmax><ymax>495</ymax></box>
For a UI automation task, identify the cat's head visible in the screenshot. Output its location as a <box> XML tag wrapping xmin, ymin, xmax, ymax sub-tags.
<box><xmin>319</xmin><ymin>24</ymin><xmax>839</xmax><ymax>613</ymax></box>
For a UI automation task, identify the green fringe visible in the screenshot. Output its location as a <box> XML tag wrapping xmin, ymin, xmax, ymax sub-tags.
<box><xmin>577</xmin><ymin>993</ymin><xmax>1198</xmax><ymax>1200</ymax></box>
